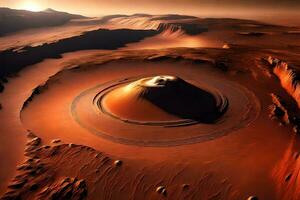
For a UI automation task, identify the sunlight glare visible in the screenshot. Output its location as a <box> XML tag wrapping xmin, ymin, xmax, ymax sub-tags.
<box><xmin>21</xmin><ymin>1</ymin><xmax>42</xmax><ymax>12</ymax></box>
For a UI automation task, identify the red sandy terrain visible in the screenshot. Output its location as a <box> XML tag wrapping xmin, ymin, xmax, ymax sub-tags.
<box><xmin>0</xmin><ymin>10</ymin><xmax>300</xmax><ymax>200</ymax></box>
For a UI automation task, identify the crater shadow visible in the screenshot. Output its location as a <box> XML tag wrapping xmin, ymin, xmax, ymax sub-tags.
<box><xmin>137</xmin><ymin>77</ymin><xmax>228</xmax><ymax>123</ymax></box>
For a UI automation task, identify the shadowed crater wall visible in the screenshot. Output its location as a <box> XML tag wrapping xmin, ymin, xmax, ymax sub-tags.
<box><xmin>0</xmin><ymin>29</ymin><xmax>157</xmax><ymax>78</ymax></box>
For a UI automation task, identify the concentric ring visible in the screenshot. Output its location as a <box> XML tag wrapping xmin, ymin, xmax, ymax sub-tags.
<box><xmin>94</xmin><ymin>76</ymin><xmax>228</xmax><ymax>126</ymax></box>
<box><xmin>71</xmin><ymin>73</ymin><xmax>260</xmax><ymax>146</ymax></box>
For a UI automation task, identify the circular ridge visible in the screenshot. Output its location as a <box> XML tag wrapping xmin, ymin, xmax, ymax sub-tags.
<box><xmin>70</xmin><ymin>75</ymin><xmax>260</xmax><ymax>147</ymax></box>
<box><xmin>98</xmin><ymin>75</ymin><xmax>228</xmax><ymax>125</ymax></box>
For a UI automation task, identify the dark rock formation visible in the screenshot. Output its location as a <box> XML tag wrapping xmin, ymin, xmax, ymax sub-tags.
<box><xmin>0</xmin><ymin>7</ymin><xmax>85</xmax><ymax>36</ymax></box>
<box><xmin>1</xmin><ymin>132</ymin><xmax>88</xmax><ymax>200</ymax></box>
<box><xmin>269</xmin><ymin>93</ymin><xmax>290</xmax><ymax>125</ymax></box>
<box><xmin>38</xmin><ymin>177</ymin><xmax>87</xmax><ymax>200</ymax></box>
<box><xmin>0</xmin><ymin>29</ymin><xmax>157</xmax><ymax>78</ymax></box>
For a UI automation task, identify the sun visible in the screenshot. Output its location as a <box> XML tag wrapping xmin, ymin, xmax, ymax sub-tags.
<box><xmin>21</xmin><ymin>1</ymin><xmax>43</xmax><ymax>12</ymax></box>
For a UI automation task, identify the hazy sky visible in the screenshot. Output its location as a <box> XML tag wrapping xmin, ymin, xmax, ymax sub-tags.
<box><xmin>1</xmin><ymin>0</ymin><xmax>299</xmax><ymax>17</ymax></box>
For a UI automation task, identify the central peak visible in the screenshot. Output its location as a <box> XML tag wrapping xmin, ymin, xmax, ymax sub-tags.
<box><xmin>100</xmin><ymin>75</ymin><xmax>227</xmax><ymax>123</ymax></box>
<box><xmin>140</xmin><ymin>75</ymin><xmax>178</xmax><ymax>87</ymax></box>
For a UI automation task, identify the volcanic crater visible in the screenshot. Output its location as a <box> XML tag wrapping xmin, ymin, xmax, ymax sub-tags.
<box><xmin>100</xmin><ymin>75</ymin><xmax>228</xmax><ymax>124</ymax></box>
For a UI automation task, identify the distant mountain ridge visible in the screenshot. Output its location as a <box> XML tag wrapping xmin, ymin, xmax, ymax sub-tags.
<box><xmin>0</xmin><ymin>7</ymin><xmax>86</xmax><ymax>36</ymax></box>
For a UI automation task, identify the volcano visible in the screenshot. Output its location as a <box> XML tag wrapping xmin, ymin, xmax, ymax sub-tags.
<box><xmin>101</xmin><ymin>75</ymin><xmax>228</xmax><ymax>123</ymax></box>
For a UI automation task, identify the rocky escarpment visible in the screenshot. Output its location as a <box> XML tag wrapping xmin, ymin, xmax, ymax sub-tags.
<box><xmin>269</xmin><ymin>93</ymin><xmax>300</xmax><ymax>134</ymax></box>
<box><xmin>156</xmin><ymin>22</ymin><xmax>208</xmax><ymax>35</ymax></box>
<box><xmin>267</xmin><ymin>56</ymin><xmax>300</xmax><ymax>109</ymax></box>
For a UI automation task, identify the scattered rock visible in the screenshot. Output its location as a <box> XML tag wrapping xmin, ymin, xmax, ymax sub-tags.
<box><xmin>49</xmin><ymin>145</ymin><xmax>60</xmax><ymax>156</ymax></box>
<box><xmin>222</xmin><ymin>44</ymin><xmax>230</xmax><ymax>49</ymax></box>
<box><xmin>182</xmin><ymin>184</ymin><xmax>189</xmax><ymax>190</ymax></box>
<box><xmin>156</xmin><ymin>186</ymin><xmax>167</xmax><ymax>196</ymax></box>
<box><xmin>247</xmin><ymin>196</ymin><xmax>258</xmax><ymax>200</ymax></box>
<box><xmin>17</xmin><ymin>163</ymin><xmax>32</xmax><ymax>171</ymax></box>
<box><xmin>94</xmin><ymin>153</ymin><xmax>102</xmax><ymax>158</ymax></box>
<box><xmin>41</xmin><ymin>145</ymin><xmax>50</xmax><ymax>149</ymax></box>
<box><xmin>156</xmin><ymin>186</ymin><xmax>165</xmax><ymax>193</ymax></box>
<box><xmin>51</xmin><ymin>139</ymin><xmax>61</xmax><ymax>144</ymax></box>
<box><xmin>25</xmin><ymin>158</ymin><xmax>34</xmax><ymax>163</ymax></box>
<box><xmin>114</xmin><ymin>160</ymin><xmax>122</xmax><ymax>167</ymax></box>
<box><xmin>27</xmin><ymin>137</ymin><xmax>41</xmax><ymax>147</ymax></box>
<box><xmin>38</xmin><ymin>177</ymin><xmax>88</xmax><ymax>200</ymax></box>
<box><xmin>285</xmin><ymin>173</ymin><xmax>292</xmax><ymax>182</ymax></box>
<box><xmin>25</xmin><ymin>134</ymin><xmax>42</xmax><ymax>153</ymax></box>
<box><xmin>267</xmin><ymin>56</ymin><xmax>280</xmax><ymax>66</ymax></box>
<box><xmin>69</xmin><ymin>143</ymin><xmax>75</xmax><ymax>148</ymax></box>
<box><xmin>161</xmin><ymin>188</ymin><xmax>167</xmax><ymax>196</ymax></box>
<box><xmin>8</xmin><ymin>179</ymin><xmax>27</xmax><ymax>189</ymax></box>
